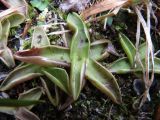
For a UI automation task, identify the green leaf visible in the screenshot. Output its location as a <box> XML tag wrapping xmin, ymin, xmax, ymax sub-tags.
<box><xmin>138</xmin><ymin>42</ymin><xmax>146</xmax><ymax>60</ymax></box>
<box><xmin>0</xmin><ymin>13</ymin><xmax>25</xmax><ymax>68</ymax></box>
<box><xmin>0</xmin><ymin>47</ymin><xmax>15</xmax><ymax>68</ymax></box>
<box><xmin>42</xmin><ymin>67</ymin><xmax>70</xmax><ymax>94</ymax></box>
<box><xmin>0</xmin><ymin>19</ymin><xmax>15</xmax><ymax>68</ymax></box>
<box><xmin>6</xmin><ymin>13</ymin><xmax>25</xmax><ymax>27</ymax></box>
<box><xmin>153</xmin><ymin>57</ymin><xmax>160</xmax><ymax>74</ymax></box>
<box><xmin>0</xmin><ymin>0</ymin><xmax>28</xmax><ymax>18</ymax></box>
<box><xmin>86</xmin><ymin>59</ymin><xmax>122</xmax><ymax>104</ymax></box>
<box><xmin>90</xmin><ymin>40</ymin><xmax>109</xmax><ymax>60</ymax></box>
<box><xmin>108</xmin><ymin>57</ymin><xmax>131</xmax><ymax>74</ymax></box>
<box><xmin>30</xmin><ymin>0</ymin><xmax>49</xmax><ymax>11</ymax></box>
<box><xmin>14</xmin><ymin>40</ymin><xmax>109</xmax><ymax>67</ymax></box>
<box><xmin>5</xmin><ymin>0</ymin><xmax>27</xmax><ymax>7</ymax></box>
<box><xmin>19</xmin><ymin>87</ymin><xmax>43</xmax><ymax>109</ymax></box>
<box><xmin>0</xmin><ymin>8</ymin><xmax>26</xmax><ymax>68</ymax></box>
<box><xmin>109</xmin><ymin>57</ymin><xmax>160</xmax><ymax>74</ymax></box>
<box><xmin>31</xmin><ymin>26</ymin><xmax>50</xmax><ymax>48</ymax></box>
<box><xmin>137</xmin><ymin>57</ymin><xmax>160</xmax><ymax>74</ymax></box>
<box><xmin>70</xmin><ymin>59</ymin><xmax>87</xmax><ymax>100</ymax></box>
<box><xmin>0</xmin><ymin>87</ymin><xmax>42</xmax><ymax>115</ymax></box>
<box><xmin>67</xmin><ymin>12</ymin><xmax>90</xmax><ymax>100</ymax></box>
<box><xmin>0</xmin><ymin>107</ymin><xmax>15</xmax><ymax>115</ymax></box>
<box><xmin>119</xmin><ymin>33</ymin><xmax>136</xmax><ymax>66</ymax></box>
<box><xmin>14</xmin><ymin>46</ymin><xmax>70</xmax><ymax>67</ymax></box>
<box><xmin>0</xmin><ymin>19</ymin><xmax>10</xmax><ymax>46</ymax></box>
<box><xmin>41</xmin><ymin>78</ymin><xmax>58</xmax><ymax>106</ymax></box>
<box><xmin>0</xmin><ymin>64</ymin><xmax>41</xmax><ymax>91</ymax></box>
<box><xmin>0</xmin><ymin>99</ymin><xmax>42</xmax><ymax>107</ymax></box>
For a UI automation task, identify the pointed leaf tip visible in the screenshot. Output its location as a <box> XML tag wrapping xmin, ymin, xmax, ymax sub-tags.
<box><xmin>86</xmin><ymin>59</ymin><xmax>122</xmax><ymax>104</ymax></box>
<box><xmin>119</xmin><ymin>33</ymin><xmax>136</xmax><ymax>67</ymax></box>
<box><xmin>0</xmin><ymin>64</ymin><xmax>41</xmax><ymax>91</ymax></box>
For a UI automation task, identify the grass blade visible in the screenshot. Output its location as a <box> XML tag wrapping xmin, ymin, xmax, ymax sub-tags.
<box><xmin>0</xmin><ymin>99</ymin><xmax>42</xmax><ymax>107</ymax></box>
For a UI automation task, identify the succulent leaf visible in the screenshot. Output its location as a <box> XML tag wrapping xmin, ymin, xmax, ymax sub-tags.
<box><xmin>41</xmin><ymin>78</ymin><xmax>59</xmax><ymax>106</ymax></box>
<box><xmin>138</xmin><ymin>43</ymin><xmax>146</xmax><ymax>60</ymax></box>
<box><xmin>109</xmin><ymin>57</ymin><xmax>131</xmax><ymax>74</ymax></box>
<box><xmin>31</xmin><ymin>26</ymin><xmax>50</xmax><ymax>48</ymax></box>
<box><xmin>0</xmin><ymin>64</ymin><xmax>42</xmax><ymax>91</ymax></box>
<box><xmin>14</xmin><ymin>46</ymin><xmax>70</xmax><ymax>67</ymax></box>
<box><xmin>0</xmin><ymin>19</ymin><xmax>15</xmax><ymax>67</ymax></box>
<box><xmin>42</xmin><ymin>67</ymin><xmax>70</xmax><ymax>94</ymax></box>
<box><xmin>67</xmin><ymin>12</ymin><xmax>90</xmax><ymax>100</ymax></box>
<box><xmin>5</xmin><ymin>12</ymin><xmax>25</xmax><ymax>27</ymax></box>
<box><xmin>90</xmin><ymin>40</ymin><xmax>109</xmax><ymax>60</ymax></box>
<box><xmin>19</xmin><ymin>87</ymin><xmax>43</xmax><ymax>109</ymax></box>
<box><xmin>86</xmin><ymin>59</ymin><xmax>122</xmax><ymax>104</ymax></box>
<box><xmin>119</xmin><ymin>33</ymin><xmax>136</xmax><ymax>66</ymax></box>
<box><xmin>0</xmin><ymin>19</ymin><xmax>10</xmax><ymax>46</ymax></box>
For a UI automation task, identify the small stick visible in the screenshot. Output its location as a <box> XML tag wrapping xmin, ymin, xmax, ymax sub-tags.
<box><xmin>22</xmin><ymin>20</ymin><xmax>32</xmax><ymax>39</ymax></box>
<box><xmin>0</xmin><ymin>0</ymin><xmax>11</xmax><ymax>8</ymax></box>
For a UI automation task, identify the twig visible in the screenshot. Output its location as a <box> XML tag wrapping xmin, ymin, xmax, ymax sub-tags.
<box><xmin>134</xmin><ymin>2</ymin><xmax>154</xmax><ymax>103</ymax></box>
<box><xmin>60</xmin><ymin>24</ymin><xmax>68</xmax><ymax>47</ymax></box>
<box><xmin>0</xmin><ymin>0</ymin><xmax>11</xmax><ymax>8</ymax></box>
<box><xmin>47</xmin><ymin>30</ymin><xmax>70</xmax><ymax>36</ymax></box>
<box><xmin>22</xmin><ymin>20</ymin><xmax>32</xmax><ymax>39</ymax></box>
<box><xmin>85</xmin><ymin>6</ymin><xmax>121</xmax><ymax>23</ymax></box>
<box><xmin>135</xmin><ymin>18</ymin><xmax>146</xmax><ymax>83</ymax></box>
<box><xmin>108</xmin><ymin>104</ymin><xmax>113</xmax><ymax>120</ymax></box>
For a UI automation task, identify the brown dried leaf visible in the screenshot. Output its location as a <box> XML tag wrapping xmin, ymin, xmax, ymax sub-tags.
<box><xmin>81</xmin><ymin>0</ymin><xmax>128</xmax><ymax>19</ymax></box>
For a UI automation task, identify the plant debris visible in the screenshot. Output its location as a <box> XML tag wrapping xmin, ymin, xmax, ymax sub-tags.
<box><xmin>59</xmin><ymin>0</ymin><xmax>90</xmax><ymax>12</ymax></box>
